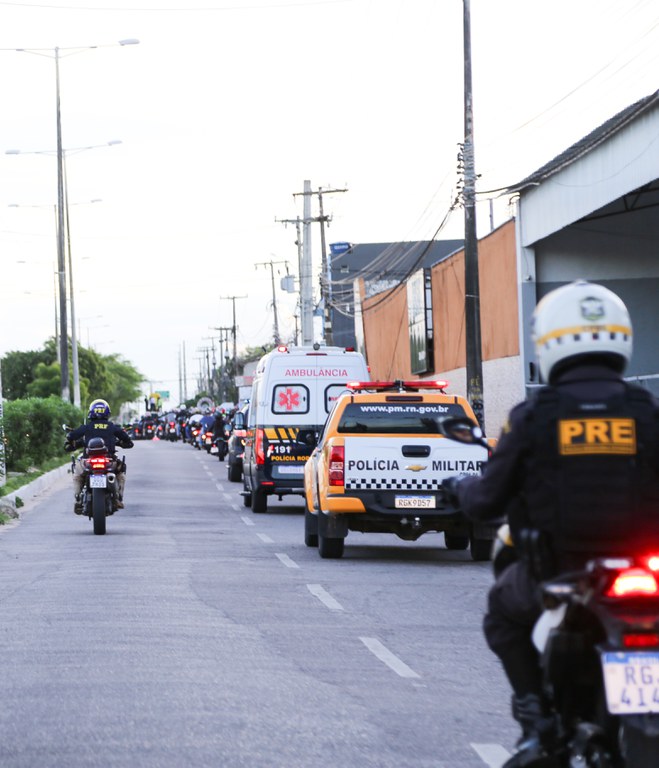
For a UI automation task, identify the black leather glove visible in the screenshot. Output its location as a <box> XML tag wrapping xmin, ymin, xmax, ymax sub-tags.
<box><xmin>442</xmin><ymin>476</ymin><xmax>463</xmax><ymax>508</ymax></box>
<box><xmin>123</xmin><ymin>439</ymin><xmax>134</xmax><ymax>449</ymax></box>
<box><xmin>64</xmin><ymin>441</ymin><xmax>75</xmax><ymax>452</ymax></box>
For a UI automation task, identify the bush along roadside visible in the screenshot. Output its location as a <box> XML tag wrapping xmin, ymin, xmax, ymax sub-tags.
<box><xmin>0</xmin><ymin>396</ymin><xmax>82</xmax><ymax>521</ymax></box>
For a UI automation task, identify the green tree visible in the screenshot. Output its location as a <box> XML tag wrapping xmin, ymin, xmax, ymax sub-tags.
<box><xmin>102</xmin><ymin>354</ymin><xmax>144</xmax><ymax>415</ymax></box>
<box><xmin>26</xmin><ymin>362</ymin><xmax>62</xmax><ymax>398</ymax></box>
<box><xmin>0</xmin><ymin>347</ymin><xmax>54</xmax><ymax>400</ymax></box>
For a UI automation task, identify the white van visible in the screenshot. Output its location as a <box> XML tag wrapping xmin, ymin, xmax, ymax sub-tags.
<box><xmin>241</xmin><ymin>344</ymin><xmax>369</xmax><ymax>513</ymax></box>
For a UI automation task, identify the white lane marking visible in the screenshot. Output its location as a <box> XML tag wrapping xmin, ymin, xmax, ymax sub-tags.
<box><xmin>307</xmin><ymin>584</ymin><xmax>344</xmax><ymax>611</ymax></box>
<box><xmin>216</xmin><ymin>483</ymin><xmax>223</xmax><ymax>491</ymax></box>
<box><xmin>471</xmin><ymin>743</ymin><xmax>510</xmax><ymax>767</ymax></box>
<box><xmin>241</xmin><ymin>516</ymin><xmax>255</xmax><ymax>527</ymax></box>
<box><xmin>257</xmin><ymin>533</ymin><xmax>274</xmax><ymax>543</ymax></box>
<box><xmin>231</xmin><ymin>504</ymin><xmax>241</xmax><ymax>512</ymax></box>
<box><xmin>359</xmin><ymin>637</ymin><xmax>420</xmax><ymax>679</ymax></box>
<box><xmin>276</xmin><ymin>553</ymin><xmax>299</xmax><ymax>569</ymax></box>
<box><xmin>223</xmin><ymin>493</ymin><xmax>233</xmax><ymax>501</ymax></box>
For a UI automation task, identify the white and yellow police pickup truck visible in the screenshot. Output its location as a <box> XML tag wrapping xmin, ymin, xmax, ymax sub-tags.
<box><xmin>303</xmin><ymin>380</ymin><xmax>498</xmax><ymax>560</ymax></box>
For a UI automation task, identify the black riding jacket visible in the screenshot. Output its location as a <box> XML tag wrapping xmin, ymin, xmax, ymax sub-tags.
<box><xmin>67</xmin><ymin>419</ymin><xmax>133</xmax><ymax>456</ymax></box>
<box><xmin>455</xmin><ymin>363</ymin><xmax>659</xmax><ymax>571</ymax></box>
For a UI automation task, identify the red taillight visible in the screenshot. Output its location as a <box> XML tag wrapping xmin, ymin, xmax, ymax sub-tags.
<box><xmin>328</xmin><ymin>445</ymin><xmax>345</xmax><ymax>486</ymax></box>
<box><xmin>169</xmin><ymin>421</ymin><xmax>175</xmax><ymax>427</ymax></box>
<box><xmin>606</xmin><ymin>568</ymin><xmax>659</xmax><ymax>598</ymax></box>
<box><xmin>623</xmin><ymin>633</ymin><xmax>659</xmax><ymax>649</ymax></box>
<box><xmin>235</xmin><ymin>429</ymin><xmax>246</xmax><ymax>438</ymax></box>
<box><xmin>89</xmin><ymin>456</ymin><xmax>110</xmax><ymax>471</ymax></box>
<box><xmin>255</xmin><ymin>428</ymin><xmax>266</xmax><ymax>465</ymax></box>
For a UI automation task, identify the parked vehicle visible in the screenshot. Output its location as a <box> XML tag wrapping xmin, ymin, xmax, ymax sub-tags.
<box><xmin>242</xmin><ymin>344</ymin><xmax>370</xmax><ymax>514</ymax></box>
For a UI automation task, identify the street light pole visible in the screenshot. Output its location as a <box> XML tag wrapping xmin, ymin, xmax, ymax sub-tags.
<box><xmin>5</xmin><ymin>38</ymin><xmax>139</xmax><ymax>402</ymax></box>
<box><xmin>54</xmin><ymin>46</ymin><xmax>69</xmax><ymax>401</ymax></box>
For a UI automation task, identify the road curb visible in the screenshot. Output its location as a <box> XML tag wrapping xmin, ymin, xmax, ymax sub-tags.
<box><xmin>0</xmin><ymin>464</ymin><xmax>71</xmax><ymax>518</ymax></box>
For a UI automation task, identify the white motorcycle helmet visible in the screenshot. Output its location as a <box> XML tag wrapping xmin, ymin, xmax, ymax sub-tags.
<box><xmin>531</xmin><ymin>280</ymin><xmax>633</xmax><ymax>383</ymax></box>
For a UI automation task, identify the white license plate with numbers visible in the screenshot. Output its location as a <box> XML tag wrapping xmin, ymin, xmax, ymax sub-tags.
<box><xmin>89</xmin><ymin>475</ymin><xmax>107</xmax><ymax>489</ymax></box>
<box><xmin>602</xmin><ymin>651</ymin><xmax>659</xmax><ymax>714</ymax></box>
<box><xmin>395</xmin><ymin>496</ymin><xmax>436</xmax><ymax>509</ymax></box>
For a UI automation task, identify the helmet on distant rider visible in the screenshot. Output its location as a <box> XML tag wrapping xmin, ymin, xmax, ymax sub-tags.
<box><xmin>86</xmin><ymin>437</ymin><xmax>107</xmax><ymax>456</ymax></box>
<box><xmin>88</xmin><ymin>399</ymin><xmax>111</xmax><ymax>421</ymax></box>
<box><xmin>531</xmin><ymin>280</ymin><xmax>633</xmax><ymax>384</ymax></box>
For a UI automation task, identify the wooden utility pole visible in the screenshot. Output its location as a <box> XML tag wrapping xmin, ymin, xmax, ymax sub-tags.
<box><xmin>462</xmin><ymin>0</ymin><xmax>484</xmax><ymax>428</ymax></box>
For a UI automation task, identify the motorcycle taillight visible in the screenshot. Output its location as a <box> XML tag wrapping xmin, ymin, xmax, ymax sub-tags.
<box><xmin>622</xmin><ymin>633</ymin><xmax>659</xmax><ymax>649</ymax></box>
<box><xmin>89</xmin><ymin>456</ymin><xmax>110</xmax><ymax>471</ymax></box>
<box><xmin>606</xmin><ymin>567</ymin><xmax>659</xmax><ymax>598</ymax></box>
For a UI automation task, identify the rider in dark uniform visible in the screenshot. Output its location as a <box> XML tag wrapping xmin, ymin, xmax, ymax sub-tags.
<box><xmin>443</xmin><ymin>281</ymin><xmax>659</xmax><ymax>767</ymax></box>
<box><xmin>66</xmin><ymin>399</ymin><xmax>134</xmax><ymax>513</ymax></box>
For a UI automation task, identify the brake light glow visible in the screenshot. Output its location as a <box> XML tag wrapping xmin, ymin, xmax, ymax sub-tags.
<box><xmin>89</xmin><ymin>457</ymin><xmax>110</xmax><ymax>471</ymax></box>
<box><xmin>606</xmin><ymin>568</ymin><xmax>659</xmax><ymax>598</ymax></box>
<box><xmin>255</xmin><ymin>428</ymin><xmax>266</xmax><ymax>465</ymax></box>
<box><xmin>328</xmin><ymin>445</ymin><xmax>345</xmax><ymax>486</ymax></box>
<box><xmin>623</xmin><ymin>633</ymin><xmax>659</xmax><ymax>649</ymax></box>
<box><xmin>646</xmin><ymin>555</ymin><xmax>659</xmax><ymax>572</ymax></box>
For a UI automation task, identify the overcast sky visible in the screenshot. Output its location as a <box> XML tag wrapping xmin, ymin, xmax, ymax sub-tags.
<box><xmin>1</xmin><ymin>0</ymin><xmax>657</xmax><ymax>408</ymax></box>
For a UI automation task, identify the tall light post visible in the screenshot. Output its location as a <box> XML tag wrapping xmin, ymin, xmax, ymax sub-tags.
<box><xmin>8</xmin><ymin>192</ymin><xmax>105</xmax><ymax>408</ymax></box>
<box><xmin>5</xmin><ymin>38</ymin><xmax>139</xmax><ymax>401</ymax></box>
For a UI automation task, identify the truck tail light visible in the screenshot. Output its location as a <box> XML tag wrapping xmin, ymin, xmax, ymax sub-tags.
<box><xmin>328</xmin><ymin>445</ymin><xmax>345</xmax><ymax>486</ymax></box>
<box><xmin>255</xmin><ymin>428</ymin><xmax>266</xmax><ymax>465</ymax></box>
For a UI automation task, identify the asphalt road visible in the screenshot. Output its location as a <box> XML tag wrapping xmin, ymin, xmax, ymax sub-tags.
<box><xmin>0</xmin><ymin>439</ymin><xmax>517</xmax><ymax>768</ymax></box>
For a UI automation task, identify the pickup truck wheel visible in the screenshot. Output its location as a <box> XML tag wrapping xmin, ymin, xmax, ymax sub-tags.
<box><xmin>318</xmin><ymin>533</ymin><xmax>344</xmax><ymax>559</ymax></box>
<box><xmin>252</xmin><ymin>489</ymin><xmax>267</xmax><ymax>514</ymax></box>
<box><xmin>445</xmin><ymin>533</ymin><xmax>469</xmax><ymax>550</ymax></box>
<box><xmin>228</xmin><ymin>461</ymin><xmax>241</xmax><ymax>483</ymax></box>
<box><xmin>470</xmin><ymin>536</ymin><xmax>492</xmax><ymax>561</ymax></box>
<box><xmin>304</xmin><ymin>506</ymin><xmax>318</xmax><ymax>547</ymax></box>
<box><xmin>242</xmin><ymin>482</ymin><xmax>252</xmax><ymax>508</ymax></box>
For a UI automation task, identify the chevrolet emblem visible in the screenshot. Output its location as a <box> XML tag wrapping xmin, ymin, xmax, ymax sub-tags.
<box><xmin>405</xmin><ymin>464</ymin><xmax>427</xmax><ymax>472</ymax></box>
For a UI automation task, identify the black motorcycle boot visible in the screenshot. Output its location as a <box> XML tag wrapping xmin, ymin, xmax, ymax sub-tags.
<box><xmin>74</xmin><ymin>494</ymin><xmax>83</xmax><ymax>515</ymax></box>
<box><xmin>503</xmin><ymin>694</ymin><xmax>559</xmax><ymax>768</ymax></box>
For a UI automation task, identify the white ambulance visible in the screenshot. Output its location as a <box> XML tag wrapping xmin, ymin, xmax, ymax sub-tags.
<box><xmin>241</xmin><ymin>344</ymin><xmax>369</xmax><ymax>513</ymax></box>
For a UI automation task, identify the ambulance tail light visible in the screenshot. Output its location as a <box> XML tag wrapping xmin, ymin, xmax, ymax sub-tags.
<box><xmin>255</xmin><ymin>428</ymin><xmax>266</xmax><ymax>465</ymax></box>
<box><xmin>328</xmin><ymin>445</ymin><xmax>345</xmax><ymax>487</ymax></box>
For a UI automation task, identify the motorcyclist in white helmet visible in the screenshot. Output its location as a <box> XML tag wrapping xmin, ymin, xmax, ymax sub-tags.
<box><xmin>443</xmin><ymin>281</ymin><xmax>659</xmax><ymax>767</ymax></box>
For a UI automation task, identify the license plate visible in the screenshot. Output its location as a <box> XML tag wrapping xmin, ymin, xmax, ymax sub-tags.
<box><xmin>395</xmin><ymin>496</ymin><xmax>436</xmax><ymax>509</ymax></box>
<box><xmin>89</xmin><ymin>475</ymin><xmax>107</xmax><ymax>489</ymax></box>
<box><xmin>276</xmin><ymin>465</ymin><xmax>304</xmax><ymax>475</ymax></box>
<box><xmin>602</xmin><ymin>651</ymin><xmax>659</xmax><ymax>714</ymax></box>
<box><xmin>210</xmin><ymin>446</ymin><xmax>219</xmax><ymax>454</ymax></box>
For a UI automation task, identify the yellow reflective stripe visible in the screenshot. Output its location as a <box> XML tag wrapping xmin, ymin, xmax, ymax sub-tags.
<box><xmin>536</xmin><ymin>324</ymin><xmax>631</xmax><ymax>345</ymax></box>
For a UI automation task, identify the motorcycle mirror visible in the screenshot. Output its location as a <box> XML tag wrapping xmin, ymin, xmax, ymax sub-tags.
<box><xmin>438</xmin><ymin>416</ymin><xmax>487</xmax><ymax>448</ymax></box>
<box><xmin>62</xmin><ymin>423</ymin><xmax>71</xmax><ymax>432</ymax></box>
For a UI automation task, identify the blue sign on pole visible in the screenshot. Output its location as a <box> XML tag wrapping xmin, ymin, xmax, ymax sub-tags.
<box><xmin>330</xmin><ymin>242</ymin><xmax>352</xmax><ymax>256</ymax></box>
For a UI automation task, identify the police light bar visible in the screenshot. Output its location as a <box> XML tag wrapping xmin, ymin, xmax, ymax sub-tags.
<box><xmin>347</xmin><ymin>379</ymin><xmax>449</xmax><ymax>392</ymax></box>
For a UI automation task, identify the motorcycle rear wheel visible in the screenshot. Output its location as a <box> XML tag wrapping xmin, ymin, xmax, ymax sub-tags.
<box><xmin>92</xmin><ymin>488</ymin><xmax>106</xmax><ymax>535</ymax></box>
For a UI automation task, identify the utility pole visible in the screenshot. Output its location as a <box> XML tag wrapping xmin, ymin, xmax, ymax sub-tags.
<box><xmin>462</xmin><ymin>0</ymin><xmax>484</xmax><ymax>429</ymax></box>
<box><xmin>292</xmin><ymin>183</ymin><xmax>347</xmax><ymax>346</ymax></box>
<box><xmin>276</xmin><ymin>214</ymin><xmax>312</xmax><ymax>345</ymax></box>
<box><xmin>219</xmin><ymin>295</ymin><xmax>247</xmax><ymax>376</ymax></box>
<box><xmin>254</xmin><ymin>262</ymin><xmax>288</xmax><ymax>345</ymax></box>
